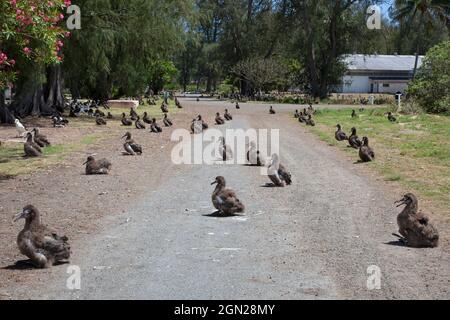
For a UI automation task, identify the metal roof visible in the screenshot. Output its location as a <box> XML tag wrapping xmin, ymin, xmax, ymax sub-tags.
<box><xmin>343</xmin><ymin>54</ymin><xmax>424</xmax><ymax>72</ymax></box>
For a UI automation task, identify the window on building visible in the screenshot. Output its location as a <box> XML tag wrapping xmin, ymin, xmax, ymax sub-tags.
<box><xmin>383</xmin><ymin>83</ymin><xmax>390</xmax><ymax>87</ymax></box>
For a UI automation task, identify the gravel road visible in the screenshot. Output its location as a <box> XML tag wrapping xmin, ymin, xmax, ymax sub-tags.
<box><xmin>6</xmin><ymin>98</ymin><xmax>449</xmax><ymax>300</ymax></box>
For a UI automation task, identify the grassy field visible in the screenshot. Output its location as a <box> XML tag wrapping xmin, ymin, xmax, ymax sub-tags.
<box><xmin>0</xmin><ymin>100</ymin><xmax>178</xmax><ymax>178</ymax></box>
<box><xmin>306</xmin><ymin>107</ymin><xmax>450</xmax><ymax>216</ymax></box>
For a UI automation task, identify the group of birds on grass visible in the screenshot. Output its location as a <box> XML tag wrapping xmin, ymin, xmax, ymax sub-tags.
<box><xmin>10</xmin><ymin>99</ymin><xmax>440</xmax><ymax>269</ymax></box>
<box><xmin>293</xmin><ymin>105</ymin><xmax>317</xmax><ymax>127</ymax></box>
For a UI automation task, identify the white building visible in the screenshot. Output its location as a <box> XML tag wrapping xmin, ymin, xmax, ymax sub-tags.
<box><xmin>336</xmin><ymin>54</ymin><xmax>424</xmax><ymax>94</ymax></box>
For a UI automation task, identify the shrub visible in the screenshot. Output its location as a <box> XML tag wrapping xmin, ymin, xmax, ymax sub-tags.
<box><xmin>407</xmin><ymin>40</ymin><xmax>450</xmax><ymax>114</ymax></box>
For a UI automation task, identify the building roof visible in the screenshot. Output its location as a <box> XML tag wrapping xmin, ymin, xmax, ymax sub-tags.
<box><xmin>343</xmin><ymin>54</ymin><xmax>424</xmax><ymax>72</ymax></box>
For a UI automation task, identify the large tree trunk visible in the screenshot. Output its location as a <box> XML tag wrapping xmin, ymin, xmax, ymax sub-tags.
<box><xmin>0</xmin><ymin>90</ymin><xmax>15</xmax><ymax>124</ymax></box>
<box><xmin>11</xmin><ymin>65</ymin><xmax>65</xmax><ymax>118</ymax></box>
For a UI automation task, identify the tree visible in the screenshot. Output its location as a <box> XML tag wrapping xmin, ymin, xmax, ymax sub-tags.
<box><xmin>407</xmin><ymin>40</ymin><xmax>450</xmax><ymax>113</ymax></box>
<box><xmin>0</xmin><ymin>0</ymin><xmax>69</xmax><ymax>123</ymax></box>
<box><xmin>231</xmin><ymin>58</ymin><xmax>289</xmax><ymax>94</ymax></box>
<box><xmin>63</xmin><ymin>0</ymin><xmax>194</xmax><ymax>99</ymax></box>
<box><xmin>393</xmin><ymin>0</ymin><xmax>450</xmax><ymax>78</ymax></box>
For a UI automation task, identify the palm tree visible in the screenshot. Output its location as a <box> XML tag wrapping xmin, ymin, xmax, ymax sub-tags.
<box><xmin>392</xmin><ymin>0</ymin><xmax>450</xmax><ymax>78</ymax></box>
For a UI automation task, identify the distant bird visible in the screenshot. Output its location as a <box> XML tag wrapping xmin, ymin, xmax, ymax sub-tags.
<box><xmin>175</xmin><ymin>98</ymin><xmax>183</xmax><ymax>109</ymax></box>
<box><xmin>267</xmin><ymin>153</ymin><xmax>292</xmax><ymax>187</ymax></box>
<box><xmin>96</xmin><ymin>115</ymin><xmax>107</xmax><ymax>126</ymax></box>
<box><xmin>130</xmin><ymin>108</ymin><xmax>138</xmax><ymax>121</ymax></box>
<box><xmin>24</xmin><ymin>132</ymin><xmax>42</xmax><ymax>157</ymax></box>
<box><xmin>307</xmin><ymin>104</ymin><xmax>315</xmax><ymax>115</ymax></box>
<box><xmin>150</xmin><ymin>118</ymin><xmax>162</xmax><ymax>133</ymax></box>
<box><xmin>211</xmin><ymin>176</ymin><xmax>245</xmax><ymax>216</ymax></box>
<box><xmin>348</xmin><ymin>127</ymin><xmax>362</xmax><ymax>149</ymax></box>
<box><xmin>269</xmin><ymin>106</ymin><xmax>276</xmax><ymax>114</ymax></box>
<box><xmin>135</xmin><ymin>116</ymin><xmax>146</xmax><ymax>129</ymax></box>
<box><xmin>335</xmin><ymin>124</ymin><xmax>348</xmax><ymax>141</ymax></box>
<box><xmin>394</xmin><ymin>193</ymin><xmax>439</xmax><ymax>248</ymax></box>
<box><xmin>294</xmin><ymin>110</ymin><xmax>300</xmax><ymax>118</ymax></box>
<box><xmin>219</xmin><ymin>137</ymin><xmax>233</xmax><ymax>161</ymax></box>
<box><xmin>161</xmin><ymin>103</ymin><xmax>169</xmax><ymax>113</ymax></box>
<box><xmin>121</xmin><ymin>113</ymin><xmax>133</xmax><ymax>126</ymax></box>
<box><xmin>15</xmin><ymin>119</ymin><xmax>27</xmax><ymax>138</ymax></box>
<box><xmin>142</xmin><ymin>112</ymin><xmax>152</xmax><ymax>125</ymax></box>
<box><xmin>298</xmin><ymin>112</ymin><xmax>307</xmax><ymax>123</ymax></box>
<box><xmin>224</xmin><ymin>109</ymin><xmax>233</xmax><ymax>121</ymax></box>
<box><xmin>14</xmin><ymin>205</ymin><xmax>71</xmax><ymax>268</ymax></box>
<box><xmin>83</xmin><ymin>156</ymin><xmax>112</xmax><ymax>175</ymax></box>
<box><xmin>107</xmin><ymin>112</ymin><xmax>114</xmax><ymax>119</ymax></box>
<box><xmin>32</xmin><ymin>128</ymin><xmax>51</xmax><ymax>147</ymax></box>
<box><xmin>247</xmin><ymin>141</ymin><xmax>266</xmax><ymax>166</ymax></box>
<box><xmin>359</xmin><ymin>137</ymin><xmax>375</xmax><ymax>162</ymax></box>
<box><xmin>351</xmin><ymin>110</ymin><xmax>357</xmax><ymax>118</ymax></box>
<box><xmin>215</xmin><ymin>112</ymin><xmax>225</xmax><ymax>125</ymax></box>
<box><xmin>306</xmin><ymin>115</ymin><xmax>315</xmax><ymax>126</ymax></box>
<box><xmin>191</xmin><ymin>115</ymin><xmax>208</xmax><ymax>134</ymax></box>
<box><xmin>388</xmin><ymin>112</ymin><xmax>397</xmax><ymax>122</ymax></box>
<box><xmin>235</xmin><ymin>102</ymin><xmax>240</xmax><ymax>109</ymax></box>
<box><xmin>94</xmin><ymin>109</ymin><xmax>105</xmax><ymax>118</ymax></box>
<box><xmin>122</xmin><ymin>132</ymin><xmax>142</xmax><ymax>155</ymax></box>
<box><xmin>52</xmin><ymin>115</ymin><xmax>68</xmax><ymax>127</ymax></box>
<box><xmin>163</xmin><ymin>114</ymin><xmax>173</xmax><ymax>127</ymax></box>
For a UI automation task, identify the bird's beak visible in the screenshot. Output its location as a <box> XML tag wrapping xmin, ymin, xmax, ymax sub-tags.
<box><xmin>13</xmin><ymin>211</ymin><xmax>26</xmax><ymax>222</ymax></box>
<box><xmin>395</xmin><ymin>197</ymin><xmax>407</xmax><ymax>207</ymax></box>
<box><xmin>211</xmin><ymin>181</ymin><xmax>217</xmax><ymax>185</ymax></box>
<box><xmin>82</xmin><ymin>160</ymin><xmax>88</xmax><ymax>165</ymax></box>
<box><xmin>121</xmin><ymin>134</ymin><xmax>127</xmax><ymax>139</ymax></box>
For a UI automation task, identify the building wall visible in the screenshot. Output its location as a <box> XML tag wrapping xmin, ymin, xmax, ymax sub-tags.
<box><xmin>377</xmin><ymin>82</ymin><xmax>408</xmax><ymax>94</ymax></box>
<box><xmin>341</xmin><ymin>75</ymin><xmax>370</xmax><ymax>93</ymax></box>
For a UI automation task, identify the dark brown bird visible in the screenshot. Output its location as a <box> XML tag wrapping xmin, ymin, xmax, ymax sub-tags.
<box><xmin>388</xmin><ymin>112</ymin><xmax>397</xmax><ymax>122</ymax></box>
<box><xmin>306</xmin><ymin>115</ymin><xmax>315</xmax><ymax>126</ymax></box>
<box><xmin>94</xmin><ymin>109</ymin><xmax>105</xmax><ymax>117</ymax></box>
<box><xmin>335</xmin><ymin>124</ymin><xmax>348</xmax><ymax>141</ymax></box>
<box><xmin>107</xmin><ymin>112</ymin><xmax>114</xmax><ymax>119</ymax></box>
<box><xmin>83</xmin><ymin>156</ymin><xmax>112</xmax><ymax>175</ymax></box>
<box><xmin>96</xmin><ymin>115</ymin><xmax>107</xmax><ymax>126</ymax></box>
<box><xmin>348</xmin><ymin>127</ymin><xmax>362</xmax><ymax>149</ymax></box>
<box><xmin>298</xmin><ymin>112</ymin><xmax>307</xmax><ymax>123</ymax></box>
<box><xmin>161</xmin><ymin>103</ymin><xmax>169</xmax><ymax>113</ymax></box>
<box><xmin>351</xmin><ymin>110</ymin><xmax>357</xmax><ymax>118</ymax></box>
<box><xmin>130</xmin><ymin>108</ymin><xmax>138</xmax><ymax>121</ymax></box>
<box><xmin>122</xmin><ymin>132</ymin><xmax>142</xmax><ymax>155</ymax></box>
<box><xmin>24</xmin><ymin>132</ymin><xmax>43</xmax><ymax>157</ymax></box>
<box><xmin>32</xmin><ymin>128</ymin><xmax>51</xmax><ymax>147</ymax></box>
<box><xmin>269</xmin><ymin>106</ymin><xmax>276</xmax><ymax>114</ymax></box>
<box><xmin>395</xmin><ymin>193</ymin><xmax>439</xmax><ymax>248</ymax></box>
<box><xmin>150</xmin><ymin>118</ymin><xmax>162</xmax><ymax>133</ymax></box>
<box><xmin>247</xmin><ymin>141</ymin><xmax>266</xmax><ymax>166</ymax></box>
<box><xmin>135</xmin><ymin>116</ymin><xmax>146</xmax><ymax>129</ymax></box>
<box><xmin>142</xmin><ymin>112</ymin><xmax>152</xmax><ymax>124</ymax></box>
<box><xmin>211</xmin><ymin>176</ymin><xmax>245</xmax><ymax>216</ymax></box>
<box><xmin>267</xmin><ymin>153</ymin><xmax>292</xmax><ymax>187</ymax></box>
<box><xmin>163</xmin><ymin>114</ymin><xmax>173</xmax><ymax>127</ymax></box>
<box><xmin>215</xmin><ymin>112</ymin><xmax>225</xmax><ymax>125</ymax></box>
<box><xmin>219</xmin><ymin>137</ymin><xmax>233</xmax><ymax>161</ymax></box>
<box><xmin>359</xmin><ymin>137</ymin><xmax>375</xmax><ymax>162</ymax></box>
<box><xmin>294</xmin><ymin>110</ymin><xmax>300</xmax><ymax>118</ymax></box>
<box><xmin>121</xmin><ymin>113</ymin><xmax>133</xmax><ymax>126</ymax></box>
<box><xmin>14</xmin><ymin>205</ymin><xmax>71</xmax><ymax>268</ymax></box>
<box><xmin>235</xmin><ymin>102</ymin><xmax>240</xmax><ymax>109</ymax></box>
<box><xmin>224</xmin><ymin>109</ymin><xmax>233</xmax><ymax>121</ymax></box>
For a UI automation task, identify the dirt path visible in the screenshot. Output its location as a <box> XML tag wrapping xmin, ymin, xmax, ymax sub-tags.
<box><xmin>1</xmin><ymin>98</ymin><xmax>448</xmax><ymax>299</ymax></box>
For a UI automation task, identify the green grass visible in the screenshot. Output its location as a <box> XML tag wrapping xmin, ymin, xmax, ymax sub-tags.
<box><xmin>306</xmin><ymin>107</ymin><xmax>450</xmax><ymax>215</ymax></box>
<box><xmin>0</xmin><ymin>133</ymin><xmax>101</xmax><ymax>177</ymax></box>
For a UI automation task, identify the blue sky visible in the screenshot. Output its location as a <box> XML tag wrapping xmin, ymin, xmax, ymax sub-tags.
<box><xmin>380</xmin><ymin>0</ymin><xmax>394</xmax><ymax>15</ymax></box>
